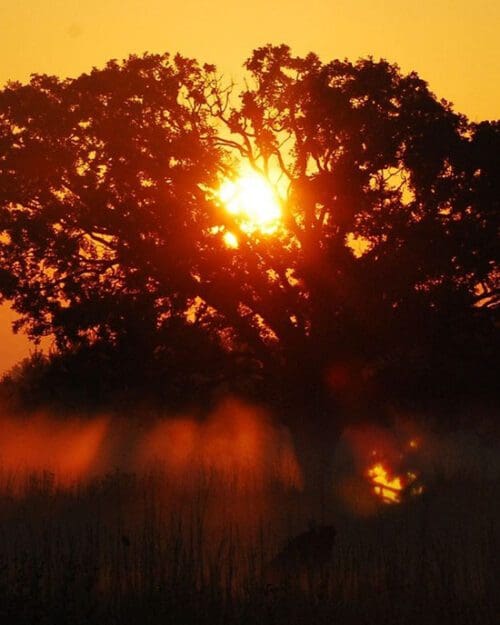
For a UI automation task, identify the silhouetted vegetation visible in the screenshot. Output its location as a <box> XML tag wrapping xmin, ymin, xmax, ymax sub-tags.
<box><xmin>1</xmin><ymin>47</ymin><xmax>497</xmax><ymax>406</ymax></box>
<box><xmin>0</xmin><ymin>59</ymin><xmax>498</xmax><ymax>625</ymax></box>
<box><xmin>0</xmin><ymin>459</ymin><xmax>498</xmax><ymax>625</ymax></box>
<box><xmin>1</xmin><ymin>46</ymin><xmax>498</xmax><ymax>500</ymax></box>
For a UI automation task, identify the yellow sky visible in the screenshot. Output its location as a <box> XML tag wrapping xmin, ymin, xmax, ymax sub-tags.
<box><xmin>0</xmin><ymin>0</ymin><xmax>499</xmax><ymax>374</ymax></box>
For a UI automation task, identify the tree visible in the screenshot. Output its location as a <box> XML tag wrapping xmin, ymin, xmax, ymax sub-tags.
<box><xmin>1</xmin><ymin>47</ymin><xmax>497</xmax><ymax>503</ymax></box>
<box><xmin>200</xmin><ymin>46</ymin><xmax>498</xmax><ymax>497</ymax></box>
<box><xmin>0</xmin><ymin>53</ymin><xmax>242</xmax><ymax>403</ymax></box>
<box><xmin>0</xmin><ymin>53</ymin><xmax>223</xmax><ymax>343</ymax></box>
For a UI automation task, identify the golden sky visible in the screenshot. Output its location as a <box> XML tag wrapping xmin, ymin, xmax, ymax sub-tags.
<box><xmin>0</xmin><ymin>0</ymin><xmax>499</xmax><ymax>374</ymax></box>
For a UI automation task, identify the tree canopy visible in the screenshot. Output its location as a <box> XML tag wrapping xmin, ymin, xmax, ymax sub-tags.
<box><xmin>0</xmin><ymin>46</ymin><xmax>498</xmax><ymax>418</ymax></box>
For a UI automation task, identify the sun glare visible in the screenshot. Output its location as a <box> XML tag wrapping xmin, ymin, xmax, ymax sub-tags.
<box><xmin>223</xmin><ymin>231</ymin><xmax>239</xmax><ymax>249</ymax></box>
<box><xmin>219</xmin><ymin>167</ymin><xmax>282</xmax><ymax>236</ymax></box>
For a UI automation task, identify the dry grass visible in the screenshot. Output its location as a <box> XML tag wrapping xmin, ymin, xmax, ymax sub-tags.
<box><xmin>0</xmin><ymin>458</ymin><xmax>498</xmax><ymax>625</ymax></box>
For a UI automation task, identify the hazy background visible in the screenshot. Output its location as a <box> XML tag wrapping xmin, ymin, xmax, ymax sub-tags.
<box><xmin>1</xmin><ymin>0</ymin><xmax>499</xmax><ymax>375</ymax></box>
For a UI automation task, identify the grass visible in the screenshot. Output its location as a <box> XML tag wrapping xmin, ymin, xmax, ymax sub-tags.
<box><xmin>0</xmin><ymin>457</ymin><xmax>498</xmax><ymax>625</ymax></box>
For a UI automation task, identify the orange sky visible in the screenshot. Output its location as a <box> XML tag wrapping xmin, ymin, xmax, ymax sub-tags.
<box><xmin>0</xmin><ymin>0</ymin><xmax>499</xmax><ymax>375</ymax></box>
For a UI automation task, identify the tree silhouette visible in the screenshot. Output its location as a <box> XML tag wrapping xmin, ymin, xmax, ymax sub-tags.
<box><xmin>0</xmin><ymin>53</ymin><xmax>239</xmax><ymax>401</ymax></box>
<box><xmin>0</xmin><ymin>54</ymin><xmax>223</xmax><ymax>342</ymax></box>
<box><xmin>200</xmin><ymin>46</ymin><xmax>498</xmax><ymax>494</ymax></box>
<box><xmin>0</xmin><ymin>47</ymin><xmax>497</xmax><ymax>496</ymax></box>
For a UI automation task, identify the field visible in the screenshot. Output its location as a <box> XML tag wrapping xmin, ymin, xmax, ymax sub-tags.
<box><xmin>0</xmin><ymin>416</ymin><xmax>498</xmax><ymax>625</ymax></box>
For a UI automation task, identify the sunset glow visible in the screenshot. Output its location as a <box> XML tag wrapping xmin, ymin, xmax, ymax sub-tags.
<box><xmin>219</xmin><ymin>168</ymin><xmax>282</xmax><ymax>235</ymax></box>
<box><xmin>0</xmin><ymin>3</ymin><xmax>496</xmax><ymax>622</ymax></box>
<box><xmin>0</xmin><ymin>401</ymin><xmax>303</xmax><ymax>495</ymax></box>
<box><xmin>0</xmin><ymin>416</ymin><xmax>109</xmax><ymax>490</ymax></box>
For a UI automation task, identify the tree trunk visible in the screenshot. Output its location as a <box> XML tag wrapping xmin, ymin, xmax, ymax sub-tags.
<box><xmin>282</xmin><ymin>380</ymin><xmax>342</xmax><ymax>524</ymax></box>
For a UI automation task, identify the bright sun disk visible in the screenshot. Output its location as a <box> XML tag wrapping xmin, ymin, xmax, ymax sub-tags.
<box><xmin>219</xmin><ymin>168</ymin><xmax>281</xmax><ymax>235</ymax></box>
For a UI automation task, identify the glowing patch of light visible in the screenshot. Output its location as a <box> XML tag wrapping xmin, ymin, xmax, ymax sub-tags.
<box><xmin>219</xmin><ymin>167</ymin><xmax>281</xmax><ymax>235</ymax></box>
<box><xmin>367</xmin><ymin>453</ymin><xmax>424</xmax><ymax>504</ymax></box>
<box><xmin>223</xmin><ymin>231</ymin><xmax>239</xmax><ymax>248</ymax></box>
<box><xmin>367</xmin><ymin>462</ymin><xmax>404</xmax><ymax>504</ymax></box>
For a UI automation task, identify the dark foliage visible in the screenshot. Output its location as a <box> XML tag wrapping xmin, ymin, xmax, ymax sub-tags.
<box><xmin>0</xmin><ymin>46</ymin><xmax>497</xmax><ymax>420</ymax></box>
<box><xmin>0</xmin><ymin>468</ymin><xmax>498</xmax><ymax>625</ymax></box>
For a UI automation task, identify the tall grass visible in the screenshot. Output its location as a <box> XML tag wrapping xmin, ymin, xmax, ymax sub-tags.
<box><xmin>0</xmin><ymin>461</ymin><xmax>497</xmax><ymax>625</ymax></box>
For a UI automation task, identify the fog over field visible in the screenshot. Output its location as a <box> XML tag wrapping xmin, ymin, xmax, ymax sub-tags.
<box><xmin>0</xmin><ymin>400</ymin><xmax>498</xmax><ymax>625</ymax></box>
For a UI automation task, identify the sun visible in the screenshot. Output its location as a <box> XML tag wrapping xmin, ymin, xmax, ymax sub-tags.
<box><xmin>218</xmin><ymin>166</ymin><xmax>282</xmax><ymax>236</ymax></box>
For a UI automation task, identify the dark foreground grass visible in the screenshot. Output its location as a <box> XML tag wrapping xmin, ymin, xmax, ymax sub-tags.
<box><xmin>0</xmin><ymin>463</ymin><xmax>498</xmax><ymax>625</ymax></box>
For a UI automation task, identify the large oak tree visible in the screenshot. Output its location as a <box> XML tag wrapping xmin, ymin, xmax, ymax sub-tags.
<box><xmin>1</xmin><ymin>47</ymin><xmax>497</xmax><ymax>492</ymax></box>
